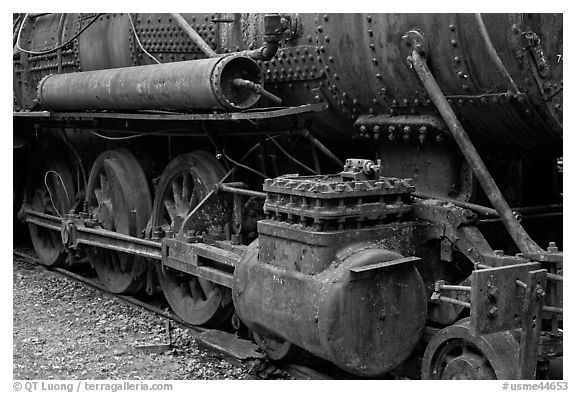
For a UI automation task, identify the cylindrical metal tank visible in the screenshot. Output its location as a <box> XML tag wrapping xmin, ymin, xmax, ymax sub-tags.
<box><xmin>15</xmin><ymin>13</ymin><xmax>562</xmax><ymax>153</ymax></box>
<box><xmin>233</xmin><ymin>240</ymin><xmax>427</xmax><ymax>377</ymax></box>
<box><xmin>37</xmin><ymin>54</ymin><xmax>263</xmax><ymax>111</ymax></box>
<box><xmin>255</xmin><ymin>13</ymin><xmax>563</xmax><ymax>153</ymax></box>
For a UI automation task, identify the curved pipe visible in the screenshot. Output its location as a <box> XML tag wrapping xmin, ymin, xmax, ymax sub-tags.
<box><xmin>243</xmin><ymin>41</ymin><xmax>279</xmax><ymax>61</ymax></box>
<box><xmin>475</xmin><ymin>13</ymin><xmax>520</xmax><ymax>94</ymax></box>
<box><xmin>240</xmin><ymin>14</ymin><xmax>282</xmax><ymax>61</ymax></box>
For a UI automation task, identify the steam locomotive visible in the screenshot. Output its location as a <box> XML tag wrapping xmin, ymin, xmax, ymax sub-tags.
<box><xmin>13</xmin><ymin>13</ymin><xmax>563</xmax><ymax>379</ymax></box>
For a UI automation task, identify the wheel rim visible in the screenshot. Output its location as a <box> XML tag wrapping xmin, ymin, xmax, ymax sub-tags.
<box><xmin>422</xmin><ymin>318</ymin><xmax>519</xmax><ymax>380</ymax></box>
<box><xmin>86</xmin><ymin>150</ymin><xmax>151</xmax><ymax>294</ymax></box>
<box><xmin>28</xmin><ymin>156</ymin><xmax>75</xmax><ymax>266</ymax></box>
<box><xmin>153</xmin><ymin>152</ymin><xmax>232</xmax><ymax>326</ymax></box>
<box><xmin>428</xmin><ymin>339</ymin><xmax>496</xmax><ymax>380</ymax></box>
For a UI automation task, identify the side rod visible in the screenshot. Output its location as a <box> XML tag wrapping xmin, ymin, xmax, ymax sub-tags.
<box><xmin>410</xmin><ymin>49</ymin><xmax>543</xmax><ymax>254</ymax></box>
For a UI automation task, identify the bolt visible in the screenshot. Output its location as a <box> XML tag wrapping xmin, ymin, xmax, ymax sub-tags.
<box><xmin>488</xmin><ymin>286</ymin><xmax>499</xmax><ymax>300</ymax></box>
<box><xmin>547</xmin><ymin>242</ymin><xmax>559</xmax><ymax>253</ymax></box>
<box><xmin>536</xmin><ymin>286</ymin><xmax>546</xmax><ymax>299</ymax></box>
<box><xmin>488</xmin><ymin>306</ymin><xmax>498</xmax><ymax>318</ymax></box>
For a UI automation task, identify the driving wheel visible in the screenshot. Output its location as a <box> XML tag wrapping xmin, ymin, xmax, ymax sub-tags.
<box><xmin>28</xmin><ymin>155</ymin><xmax>75</xmax><ymax>266</ymax></box>
<box><xmin>422</xmin><ymin>318</ymin><xmax>519</xmax><ymax>380</ymax></box>
<box><xmin>152</xmin><ymin>151</ymin><xmax>233</xmax><ymax>326</ymax></box>
<box><xmin>86</xmin><ymin>149</ymin><xmax>152</xmax><ymax>294</ymax></box>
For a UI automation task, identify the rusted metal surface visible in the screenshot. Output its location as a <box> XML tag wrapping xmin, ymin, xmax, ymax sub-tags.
<box><xmin>170</xmin><ymin>13</ymin><xmax>218</xmax><ymax>58</ymax></box>
<box><xmin>410</xmin><ymin>48</ymin><xmax>544</xmax><ymax>255</ymax></box>
<box><xmin>14</xmin><ymin>103</ymin><xmax>328</xmax><ymax>121</ymax></box>
<box><xmin>234</xmin><ymin>170</ymin><xmax>427</xmax><ymax>377</ymax></box>
<box><xmin>422</xmin><ymin>318</ymin><xmax>519</xmax><ymax>380</ymax></box>
<box><xmin>26</xmin><ymin>154</ymin><xmax>75</xmax><ymax>266</ymax></box>
<box><xmin>12</xmin><ymin>12</ymin><xmax>563</xmax><ymax>380</ymax></box>
<box><xmin>84</xmin><ymin>149</ymin><xmax>151</xmax><ymax>294</ymax></box>
<box><xmin>15</xmin><ymin>13</ymin><xmax>562</xmax><ymax>151</ymax></box>
<box><xmin>37</xmin><ymin>54</ymin><xmax>263</xmax><ymax>111</ymax></box>
<box><xmin>214</xmin><ymin>183</ymin><xmax>267</xmax><ymax>199</ymax></box>
<box><xmin>518</xmin><ymin>269</ymin><xmax>548</xmax><ymax>379</ymax></box>
<box><xmin>470</xmin><ymin>263</ymin><xmax>540</xmax><ymax>335</ymax></box>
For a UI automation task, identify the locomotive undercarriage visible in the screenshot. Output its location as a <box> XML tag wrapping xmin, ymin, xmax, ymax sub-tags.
<box><xmin>16</xmin><ymin>105</ymin><xmax>563</xmax><ymax>379</ymax></box>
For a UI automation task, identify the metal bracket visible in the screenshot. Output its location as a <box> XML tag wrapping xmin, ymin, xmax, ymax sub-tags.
<box><xmin>349</xmin><ymin>256</ymin><xmax>419</xmax><ymax>281</ymax></box>
<box><xmin>470</xmin><ymin>262</ymin><xmax>540</xmax><ymax>336</ymax></box>
<box><xmin>518</xmin><ymin>269</ymin><xmax>548</xmax><ymax>379</ymax></box>
<box><xmin>401</xmin><ymin>30</ymin><xmax>429</xmax><ymax>59</ymax></box>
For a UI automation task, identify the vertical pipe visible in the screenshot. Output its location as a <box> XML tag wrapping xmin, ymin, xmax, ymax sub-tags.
<box><xmin>410</xmin><ymin>50</ymin><xmax>542</xmax><ymax>254</ymax></box>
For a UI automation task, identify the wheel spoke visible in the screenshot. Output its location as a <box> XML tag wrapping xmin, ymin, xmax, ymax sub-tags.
<box><xmin>188</xmin><ymin>186</ymin><xmax>200</xmax><ymax>210</ymax></box>
<box><xmin>153</xmin><ymin>152</ymin><xmax>232</xmax><ymax>326</ymax></box>
<box><xmin>163</xmin><ymin>199</ymin><xmax>176</xmax><ymax>222</ymax></box>
<box><xmin>188</xmin><ymin>278</ymin><xmax>205</xmax><ymax>301</ymax></box>
<box><xmin>172</xmin><ymin>179</ymin><xmax>183</xmax><ymax>206</ymax></box>
<box><xmin>182</xmin><ymin>174</ymin><xmax>192</xmax><ymax>202</ymax></box>
<box><xmin>197</xmin><ymin>278</ymin><xmax>214</xmax><ymax>298</ymax></box>
<box><xmin>99</xmin><ymin>174</ymin><xmax>109</xmax><ymax>200</ymax></box>
<box><xmin>86</xmin><ymin>150</ymin><xmax>151</xmax><ymax>295</ymax></box>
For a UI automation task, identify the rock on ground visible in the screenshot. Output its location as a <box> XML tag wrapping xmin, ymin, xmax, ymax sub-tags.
<box><xmin>13</xmin><ymin>254</ymin><xmax>287</xmax><ymax>380</ymax></box>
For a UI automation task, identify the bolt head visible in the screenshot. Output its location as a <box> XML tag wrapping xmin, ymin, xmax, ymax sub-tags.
<box><xmin>488</xmin><ymin>306</ymin><xmax>499</xmax><ymax>318</ymax></box>
<box><xmin>488</xmin><ymin>286</ymin><xmax>499</xmax><ymax>300</ymax></box>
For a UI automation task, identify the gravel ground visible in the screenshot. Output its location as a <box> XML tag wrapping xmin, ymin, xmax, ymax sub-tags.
<box><xmin>13</xmin><ymin>254</ymin><xmax>286</xmax><ymax>380</ymax></box>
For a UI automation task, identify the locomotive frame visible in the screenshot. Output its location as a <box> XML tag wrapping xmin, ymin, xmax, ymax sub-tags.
<box><xmin>13</xmin><ymin>13</ymin><xmax>563</xmax><ymax>379</ymax></box>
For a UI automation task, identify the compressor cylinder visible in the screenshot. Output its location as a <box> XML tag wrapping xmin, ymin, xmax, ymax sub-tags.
<box><xmin>37</xmin><ymin>54</ymin><xmax>263</xmax><ymax>112</ymax></box>
<box><xmin>233</xmin><ymin>168</ymin><xmax>428</xmax><ymax>377</ymax></box>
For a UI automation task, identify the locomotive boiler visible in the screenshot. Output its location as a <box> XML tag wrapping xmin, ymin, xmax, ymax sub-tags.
<box><xmin>13</xmin><ymin>13</ymin><xmax>563</xmax><ymax>379</ymax></box>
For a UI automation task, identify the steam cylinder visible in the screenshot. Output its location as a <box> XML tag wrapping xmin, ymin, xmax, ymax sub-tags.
<box><xmin>37</xmin><ymin>54</ymin><xmax>263</xmax><ymax>112</ymax></box>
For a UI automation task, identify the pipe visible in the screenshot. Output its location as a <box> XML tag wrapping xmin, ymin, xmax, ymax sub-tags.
<box><xmin>413</xmin><ymin>191</ymin><xmax>499</xmax><ymax>217</ymax></box>
<box><xmin>303</xmin><ymin>130</ymin><xmax>345</xmax><ymax>168</ymax></box>
<box><xmin>170</xmin><ymin>13</ymin><xmax>218</xmax><ymax>58</ymax></box>
<box><xmin>239</xmin><ymin>14</ymin><xmax>282</xmax><ymax>61</ymax></box>
<box><xmin>233</xmin><ymin>78</ymin><xmax>282</xmax><ymax>104</ymax></box>
<box><xmin>410</xmin><ymin>49</ymin><xmax>542</xmax><ymax>254</ymax></box>
<box><xmin>438</xmin><ymin>296</ymin><xmax>471</xmax><ymax>309</ymax></box>
<box><xmin>38</xmin><ymin>54</ymin><xmax>263</xmax><ymax>112</ymax></box>
<box><xmin>439</xmin><ymin>284</ymin><xmax>472</xmax><ymax>292</ymax></box>
<box><xmin>214</xmin><ymin>183</ymin><xmax>267</xmax><ymax>199</ymax></box>
<box><xmin>243</xmin><ymin>41</ymin><xmax>279</xmax><ymax>61</ymax></box>
<box><xmin>474</xmin><ymin>14</ymin><xmax>520</xmax><ymax>95</ymax></box>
